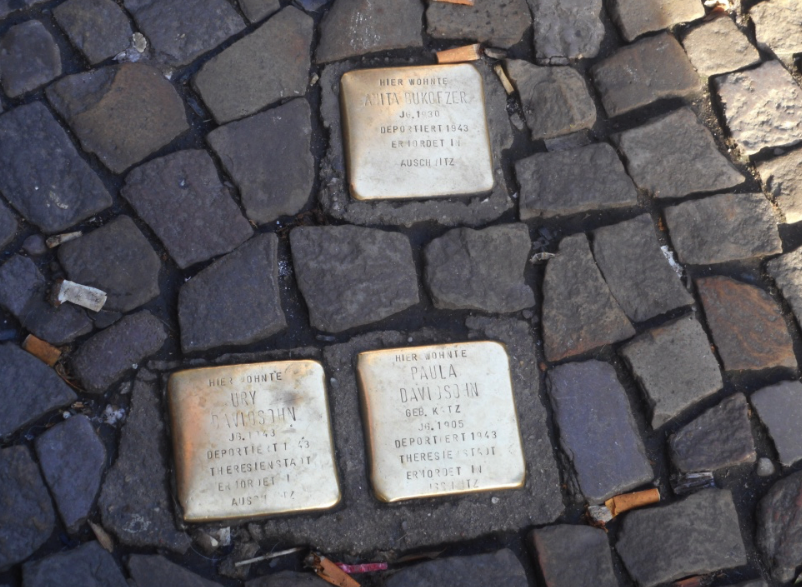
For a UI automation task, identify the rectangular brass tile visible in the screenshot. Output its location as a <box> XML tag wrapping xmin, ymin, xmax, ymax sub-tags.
<box><xmin>168</xmin><ymin>361</ymin><xmax>340</xmax><ymax>522</ymax></box>
<box><xmin>357</xmin><ymin>342</ymin><xmax>526</xmax><ymax>502</ymax></box>
<box><xmin>340</xmin><ymin>64</ymin><xmax>494</xmax><ymax>200</ymax></box>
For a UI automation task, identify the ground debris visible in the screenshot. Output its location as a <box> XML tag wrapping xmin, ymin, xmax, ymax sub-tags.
<box><xmin>88</xmin><ymin>520</ymin><xmax>114</xmax><ymax>552</ymax></box>
<box><xmin>53</xmin><ymin>279</ymin><xmax>107</xmax><ymax>312</ymax></box>
<box><xmin>493</xmin><ymin>63</ymin><xmax>514</xmax><ymax>94</ymax></box>
<box><xmin>431</xmin><ymin>0</ymin><xmax>474</xmax><ymax>4</ymax></box>
<box><xmin>436</xmin><ymin>43</ymin><xmax>482</xmax><ymax>63</ymax></box>
<box><xmin>22</xmin><ymin>334</ymin><xmax>61</xmax><ymax>366</ymax></box>
<box><xmin>46</xmin><ymin>231</ymin><xmax>82</xmax><ymax>249</ymax></box>
<box><xmin>305</xmin><ymin>552</ymin><xmax>360</xmax><ymax>587</ymax></box>
<box><xmin>671</xmin><ymin>472</ymin><xmax>716</xmax><ymax>496</ymax></box>
<box><xmin>605</xmin><ymin>487</ymin><xmax>660</xmax><ymax>518</ymax></box>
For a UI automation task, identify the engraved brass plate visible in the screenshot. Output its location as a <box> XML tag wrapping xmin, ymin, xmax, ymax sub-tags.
<box><xmin>357</xmin><ymin>342</ymin><xmax>525</xmax><ymax>502</ymax></box>
<box><xmin>168</xmin><ymin>361</ymin><xmax>340</xmax><ymax>522</ymax></box>
<box><xmin>340</xmin><ymin>64</ymin><xmax>494</xmax><ymax>200</ymax></box>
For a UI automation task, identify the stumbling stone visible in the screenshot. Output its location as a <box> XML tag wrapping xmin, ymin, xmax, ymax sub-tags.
<box><xmin>423</xmin><ymin>224</ymin><xmax>534</xmax><ymax>313</ymax></box>
<box><xmin>0</xmin><ymin>202</ymin><xmax>16</xmax><ymax>250</ymax></box>
<box><xmin>591</xmin><ymin>33</ymin><xmax>700</xmax><ymax>117</ymax></box>
<box><xmin>426</xmin><ymin>0</ymin><xmax>531</xmax><ymax>50</ymax></box>
<box><xmin>247</xmin><ymin>572</ymin><xmax>326</xmax><ymax>587</ymax></box>
<box><xmin>207</xmin><ymin>99</ymin><xmax>314</xmax><ymax>224</ymax></box>
<box><xmin>238</xmin><ymin>0</ymin><xmax>281</xmax><ymax>22</ymax></box>
<box><xmin>617</xmin><ymin>489</ymin><xmax>747</xmax><ymax>587</ymax></box>
<box><xmin>593</xmin><ymin>214</ymin><xmax>693</xmax><ymax>322</ymax></box>
<box><xmin>608</xmin><ymin>0</ymin><xmax>704</xmax><ymax>42</ymax></box>
<box><xmin>121</xmin><ymin>150</ymin><xmax>253</xmax><ymax>269</ymax></box>
<box><xmin>290</xmin><ymin>225</ymin><xmax>419</xmax><ymax>333</ymax></box>
<box><xmin>714</xmin><ymin>61</ymin><xmax>802</xmax><ymax>156</ymax></box>
<box><xmin>682</xmin><ymin>16</ymin><xmax>760</xmax><ymax>77</ymax></box>
<box><xmin>128</xmin><ymin>554</ymin><xmax>223</xmax><ymax>587</ymax></box>
<box><xmin>669</xmin><ymin>393</ymin><xmax>756</xmax><ymax>473</ymax></box>
<box><xmin>22</xmin><ymin>541</ymin><xmax>128</xmax><ymax>587</ymax></box>
<box><xmin>54</xmin><ymin>0</ymin><xmax>133</xmax><ymax>65</ymax></box>
<box><xmin>756</xmin><ymin>471</ymin><xmax>802</xmax><ymax>583</ymax></box>
<box><xmin>516</xmin><ymin>143</ymin><xmax>639</xmax><ymax>219</ymax></box>
<box><xmin>547</xmin><ymin>361</ymin><xmax>653</xmax><ymax>504</ymax></box>
<box><xmin>58</xmin><ymin>216</ymin><xmax>161</xmax><ymax>313</ymax></box>
<box><xmin>0</xmin><ymin>102</ymin><xmax>112</xmax><ymax>233</ymax></box>
<box><xmin>505</xmin><ymin>60</ymin><xmax>597</xmax><ymax>140</ymax></box>
<box><xmin>0</xmin><ymin>21</ymin><xmax>61</xmax><ymax>98</ymax></box>
<box><xmin>696</xmin><ymin>276</ymin><xmax>796</xmax><ymax>372</ymax></box>
<box><xmin>751</xmin><ymin>381</ymin><xmax>802</xmax><ymax>467</ymax></box>
<box><xmin>750</xmin><ymin>0</ymin><xmax>802</xmax><ymax>63</ymax></box>
<box><xmin>542</xmin><ymin>233</ymin><xmax>634</xmax><ymax>362</ymax></box>
<box><xmin>47</xmin><ymin>63</ymin><xmax>189</xmax><ymax>174</ymax></box>
<box><xmin>0</xmin><ymin>0</ymin><xmax>47</xmax><ymax>20</ymax></box>
<box><xmin>178</xmin><ymin>235</ymin><xmax>286</xmax><ymax>353</ymax></box>
<box><xmin>664</xmin><ymin>193</ymin><xmax>781</xmax><ymax>264</ymax></box>
<box><xmin>531</xmin><ymin>524</ymin><xmax>618</xmax><ymax>587</ymax></box>
<box><xmin>758</xmin><ymin>149</ymin><xmax>802</xmax><ymax>224</ymax></box>
<box><xmin>528</xmin><ymin>0</ymin><xmax>604</xmax><ymax>63</ymax></box>
<box><xmin>195</xmin><ymin>8</ymin><xmax>313</xmax><ymax>124</ymax></box>
<box><xmin>34</xmin><ymin>415</ymin><xmax>106</xmax><ymax>532</ymax></box>
<box><xmin>768</xmin><ymin>247</ymin><xmax>802</xmax><ymax>327</ymax></box>
<box><xmin>620</xmin><ymin>316</ymin><xmax>723</xmax><ymax>428</ymax></box>
<box><xmin>384</xmin><ymin>550</ymin><xmax>528</xmax><ymax>587</ymax></box>
<box><xmin>613</xmin><ymin>107</ymin><xmax>745</xmax><ymax>199</ymax></box>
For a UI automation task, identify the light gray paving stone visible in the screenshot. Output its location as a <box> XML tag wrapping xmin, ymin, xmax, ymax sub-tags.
<box><xmin>0</xmin><ymin>21</ymin><xmax>61</xmax><ymax>99</ymax></box>
<box><xmin>528</xmin><ymin>0</ymin><xmax>604</xmax><ymax>63</ymax></box>
<box><xmin>22</xmin><ymin>541</ymin><xmax>127</xmax><ymax>587</ymax></box>
<box><xmin>608</xmin><ymin>0</ymin><xmax>705</xmax><ymax>42</ymax></box>
<box><xmin>758</xmin><ymin>148</ymin><xmax>802</xmax><ymax>224</ymax></box>
<box><xmin>751</xmin><ymin>381</ymin><xmax>802</xmax><ymax>467</ymax></box>
<box><xmin>384</xmin><ymin>550</ymin><xmax>528</xmax><ymax>587</ymax></box>
<box><xmin>750</xmin><ymin>0</ymin><xmax>802</xmax><ymax>62</ymax></box>
<box><xmin>238</xmin><ymin>0</ymin><xmax>280</xmax><ymax>22</ymax></box>
<box><xmin>756</xmin><ymin>470</ymin><xmax>802</xmax><ymax>583</ymax></box>
<box><xmin>768</xmin><ymin>246</ymin><xmax>802</xmax><ymax>327</ymax></box>
<box><xmin>0</xmin><ymin>0</ymin><xmax>47</xmax><ymax>20</ymax></box>
<box><xmin>0</xmin><ymin>201</ymin><xmax>16</xmax><ymax>250</ymax></box>
<box><xmin>682</xmin><ymin>16</ymin><xmax>760</xmax><ymax>77</ymax></box>
<box><xmin>54</xmin><ymin>0</ymin><xmax>133</xmax><ymax>65</ymax></box>
<box><xmin>128</xmin><ymin>555</ymin><xmax>223</xmax><ymax>587</ymax></box>
<box><xmin>426</xmin><ymin>0</ymin><xmax>531</xmax><ymax>50</ymax></box>
<box><xmin>531</xmin><ymin>524</ymin><xmax>618</xmax><ymax>587</ymax></box>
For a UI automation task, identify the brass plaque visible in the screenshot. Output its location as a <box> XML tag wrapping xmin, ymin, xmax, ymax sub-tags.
<box><xmin>357</xmin><ymin>342</ymin><xmax>525</xmax><ymax>502</ymax></box>
<box><xmin>340</xmin><ymin>64</ymin><xmax>494</xmax><ymax>200</ymax></box>
<box><xmin>168</xmin><ymin>361</ymin><xmax>340</xmax><ymax>522</ymax></box>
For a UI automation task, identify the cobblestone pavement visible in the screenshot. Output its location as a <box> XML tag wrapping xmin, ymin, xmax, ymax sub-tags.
<box><xmin>1</xmin><ymin>0</ymin><xmax>801</xmax><ymax>585</ymax></box>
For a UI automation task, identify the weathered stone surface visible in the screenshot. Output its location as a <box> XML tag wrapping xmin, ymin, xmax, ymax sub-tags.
<box><xmin>58</xmin><ymin>216</ymin><xmax>161</xmax><ymax>313</ymax></box>
<box><xmin>516</xmin><ymin>143</ymin><xmax>638</xmax><ymax>219</ymax></box>
<box><xmin>682</xmin><ymin>16</ymin><xmax>760</xmax><ymax>77</ymax></box>
<box><xmin>99</xmin><ymin>375</ymin><xmax>190</xmax><ymax>552</ymax></box>
<box><xmin>758</xmin><ymin>148</ymin><xmax>802</xmax><ymax>224</ymax></box>
<box><xmin>0</xmin><ymin>446</ymin><xmax>55</xmax><ymax>569</ymax></box>
<box><xmin>664</xmin><ymin>193</ymin><xmax>781</xmax><ymax>264</ymax></box>
<box><xmin>0</xmin><ymin>21</ymin><xmax>61</xmax><ymax>99</ymax></box>
<box><xmin>757</xmin><ymin>471</ymin><xmax>802</xmax><ymax>583</ymax></box>
<box><xmin>0</xmin><ymin>102</ymin><xmax>112</xmax><ymax>233</ymax></box>
<box><xmin>423</xmin><ymin>224</ymin><xmax>534</xmax><ymax>313</ymax></box>
<box><xmin>426</xmin><ymin>0</ymin><xmax>530</xmax><ymax>50</ymax></box>
<box><xmin>669</xmin><ymin>393</ymin><xmax>756</xmax><ymax>473</ymax></box>
<box><xmin>385</xmin><ymin>550</ymin><xmax>528</xmax><ymax>587</ymax></box>
<box><xmin>22</xmin><ymin>541</ymin><xmax>128</xmax><ymax>587</ymax></box>
<box><xmin>593</xmin><ymin>214</ymin><xmax>693</xmax><ymax>322</ymax></box>
<box><xmin>72</xmin><ymin>311</ymin><xmax>168</xmax><ymax>393</ymax></box>
<box><xmin>0</xmin><ymin>201</ymin><xmax>16</xmax><ymax>250</ymax></box>
<box><xmin>123</xmin><ymin>0</ymin><xmax>245</xmax><ymax>67</ymax></box>
<box><xmin>207</xmin><ymin>99</ymin><xmax>313</xmax><ymax>224</ymax></box>
<box><xmin>532</xmin><ymin>524</ymin><xmax>618</xmax><ymax>587</ymax></box>
<box><xmin>751</xmin><ymin>381</ymin><xmax>802</xmax><ymax>467</ymax></box>
<box><xmin>620</xmin><ymin>316</ymin><xmax>723</xmax><ymax>428</ymax></box>
<box><xmin>542</xmin><ymin>233</ymin><xmax>634</xmax><ymax>362</ymax></box>
<box><xmin>34</xmin><ymin>415</ymin><xmax>106</xmax><ymax>532</ymax></box>
<box><xmin>54</xmin><ymin>0</ymin><xmax>133</xmax><ymax>65</ymax></box>
<box><xmin>47</xmin><ymin>63</ymin><xmax>189</xmax><ymax>174</ymax></box>
<box><xmin>246</xmin><ymin>572</ymin><xmax>326</xmax><ymax>587</ymax></box>
<box><xmin>506</xmin><ymin>60</ymin><xmax>597</xmax><ymax>141</ymax></box>
<box><xmin>750</xmin><ymin>0</ymin><xmax>802</xmax><ymax>61</ymax></box>
<box><xmin>179</xmin><ymin>235</ymin><xmax>286</xmax><ymax>352</ymax></box>
<box><xmin>618</xmin><ymin>489</ymin><xmax>746</xmax><ymax>587</ymax></box>
<box><xmin>0</xmin><ymin>0</ymin><xmax>47</xmax><ymax>20</ymax></box>
<box><xmin>714</xmin><ymin>61</ymin><xmax>802</xmax><ymax>156</ymax></box>
<box><xmin>547</xmin><ymin>360</ymin><xmax>652</xmax><ymax>503</ymax></box>
<box><xmin>290</xmin><ymin>225</ymin><xmax>419</xmax><ymax>332</ymax></box>
<box><xmin>733</xmin><ymin>581</ymin><xmax>768</xmax><ymax>587</ymax></box>
<box><xmin>238</xmin><ymin>0</ymin><xmax>280</xmax><ymax>22</ymax></box>
<box><xmin>608</xmin><ymin>0</ymin><xmax>705</xmax><ymax>42</ymax></box>
<box><xmin>592</xmin><ymin>33</ymin><xmax>700</xmax><ymax>117</ymax></box>
<box><xmin>697</xmin><ymin>276</ymin><xmax>796</xmax><ymax>372</ymax></box>
<box><xmin>128</xmin><ymin>555</ymin><xmax>223</xmax><ymax>587</ymax></box>
<box><xmin>195</xmin><ymin>8</ymin><xmax>313</xmax><ymax>124</ymax></box>
<box><xmin>768</xmin><ymin>247</ymin><xmax>802</xmax><ymax>327</ymax></box>
<box><xmin>122</xmin><ymin>150</ymin><xmax>253</xmax><ymax>269</ymax></box>
<box><xmin>528</xmin><ymin>0</ymin><xmax>604</xmax><ymax>63</ymax></box>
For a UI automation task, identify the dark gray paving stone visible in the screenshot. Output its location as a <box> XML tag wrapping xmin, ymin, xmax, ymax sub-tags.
<box><xmin>22</xmin><ymin>541</ymin><xmax>127</xmax><ymax>587</ymax></box>
<box><xmin>317</xmin><ymin>0</ymin><xmax>422</xmax><ymax>63</ymax></box>
<box><xmin>384</xmin><ymin>550</ymin><xmax>527</xmax><ymax>587</ymax></box>
<box><xmin>682</xmin><ymin>16</ymin><xmax>760</xmax><ymax>77</ymax></box>
<box><xmin>516</xmin><ymin>142</ymin><xmax>638</xmax><ymax>220</ymax></box>
<box><xmin>121</xmin><ymin>150</ymin><xmax>253</xmax><ymax>269</ymax></box>
<box><xmin>0</xmin><ymin>102</ymin><xmax>112</xmax><ymax>233</ymax></box>
<box><xmin>506</xmin><ymin>60</ymin><xmax>597</xmax><ymax>141</ymax></box>
<box><xmin>246</xmin><ymin>572</ymin><xmax>326</xmax><ymax>587</ymax></box>
<box><xmin>547</xmin><ymin>360</ymin><xmax>652</xmax><ymax>504</ymax></box>
<box><xmin>54</xmin><ymin>0</ymin><xmax>132</xmax><ymax>65</ymax></box>
<box><xmin>0</xmin><ymin>446</ymin><xmax>55</xmax><ymax>570</ymax></box>
<box><xmin>620</xmin><ymin>316</ymin><xmax>723</xmax><ymax>428</ymax></box>
<box><xmin>542</xmin><ymin>233</ymin><xmax>634</xmax><ymax>362</ymax></box>
<box><xmin>697</xmin><ymin>276</ymin><xmax>796</xmax><ymax>372</ymax></box>
<box><xmin>714</xmin><ymin>61</ymin><xmax>802</xmax><ymax>157</ymax></box>
<box><xmin>756</xmin><ymin>470</ymin><xmax>802</xmax><ymax>583</ymax></box>
<box><xmin>665</xmin><ymin>193</ymin><xmax>781</xmax><ymax>265</ymax></box>
<box><xmin>608</xmin><ymin>0</ymin><xmax>704</xmax><ymax>42</ymax></box>
<box><xmin>592</xmin><ymin>33</ymin><xmax>700</xmax><ymax>118</ymax></box>
<box><xmin>750</xmin><ymin>0</ymin><xmax>802</xmax><ymax>63</ymax></box>
<box><xmin>426</xmin><ymin>0</ymin><xmax>530</xmax><ymax>50</ymax></box>
<box><xmin>71</xmin><ymin>311</ymin><xmax>168</xmax><ymax>394</ymax></box>
<box><xmin>614</xmin><ymin>107</ymin><xmax>745</xmax><ymax>199</ymax></box>
<box><xmin>99</xmin><ymin>375</ymin><xmax>190</xmax><ymax>552</ymax></box>
<box><xmin>0</xmin><ymin>201</ymin><xmax>16</xmax><ymax>250</ymax></box>
<box><xmin>122</xmin><ymin>0</ymin><xmax>245</xmax><ymax>67</ymax></box>
<box><xmin>58</xmin><ymin>216</ymin><xmax>161</xmax><ymax>313</ymax></box>
<box><xmin>238</xmin><ymin>0</ymin><xmax>280</xmax><ymax>22</ymax></box>
<box><xmin>531</xmin><ymin>524</ymin><xmax>618</xmax><ymax>587</ymax></box>
<box><xmin>0</xmin><ymin>0</ymin><xmax>47</xmax><ymax>20</ymax></box>
<box><xmin>47</xmin><ymin>63</ymin><xmax>189</xmax><ymax>174</ymax></box>
<box><xmin>179</xmin><ymin>235</ymin><xmax>286</xmax><ymax>352</ymax></box>
<box><xmin>751</xmin><ymin>381</ymin><xmax>802</xmax><ymax>467</ymax></box>
<box><xmin>423</xmin><ymin>224</ymin><xmax>534</xmax><ymax>313</ymax></box>
<box><xmin>128</xmin><ymin>554</ymin><xmax>223</xmax><ymax>587</ymax></box>
<box><xmin>593</xmin><ymin>214</ymin><xmax>693</xmax><ymax>322</ymax></box>
<box><xmin>34</xmin><ymin>415</ymin><xmax>106</xmax><ymax>533</ymax></box>
<box><xmin>669</xmin><ymin>393</ymin><xmax>756</xmax><ymax>473</ymax></box>
<box><xmin>768</xmin><ymin>246</ymin><xmax>802</xmax><ymax>328</ymax></box>
<box><xmin>290</xmin><ymin>225</ymin><xmax>419</xmax><ymax>332</ymax></box>
<box><xmin>194</xmin><ymin>8</ymin><xmax>312</xmax><ymax>124</ymax></box>
<box><xmin>528</xmin><ymin>0</ymin><xmax>604</xmax><ymax>63</ymax></box>
<box><xmin>758</xmin><ymin>149</ymin><xmax>802</xmax><ymax>224</ymax></box>
<box><xmin>732</xmin><ymin>581</ymin><xmax>768</xmax><ymax>587</ymax></box>
<box><xmin>207</xmin><ymin>99</ymin><xmax>313</xmax><ymax>224</ymax></box>
<box><xmin>0</xmin><ymin>21</ymin><xmax>61</xmax><ymax>99</ymax></box>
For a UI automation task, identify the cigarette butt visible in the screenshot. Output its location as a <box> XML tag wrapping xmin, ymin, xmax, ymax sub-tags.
<box><xmin>436</xmin><ymin>44</ymin><xmax>482</xmax><ymax>64</ymax></box>
<box><xmin>55</xmin><ymin>279</ymin><xmax>107</xmax><ymax>312</ymax></box>
<box><xmin>604</xmin><ymin>487</ymin><xmax>660</xmax><ymax>518</ymax></box>
<box><xmin>22</xmin><ymin>334</ymin><xmax>62</xmax><ymax>367</ymax></box>
<box><xmin>493</xmin><ymin>63</ymin><xmax>515</xmax><ymax>95</ymax></box>
<box><xmin>46</xmin><ymin>231</ymin><xmax>82</xmax><ymax>249</ymax></box>
<box><xmin>431</xmin><ymin>0</ymin><xmax>474</xmax><ymax>5</ymax></box>
<box><xmin>306</xmin><ymin>553</ymin><xmax>360</xmax><ymax>587</ymax></box>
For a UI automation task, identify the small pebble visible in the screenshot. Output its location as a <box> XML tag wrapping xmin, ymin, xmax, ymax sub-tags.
<box><xmin>23</xmin><ymin>234</ymin><xmax>48</xmax><ymax>256</ymax></box>
<box><xmin>757</xmin><ymin>457</ymin><xmax>776</xmax><ymax>477</ymax></box>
